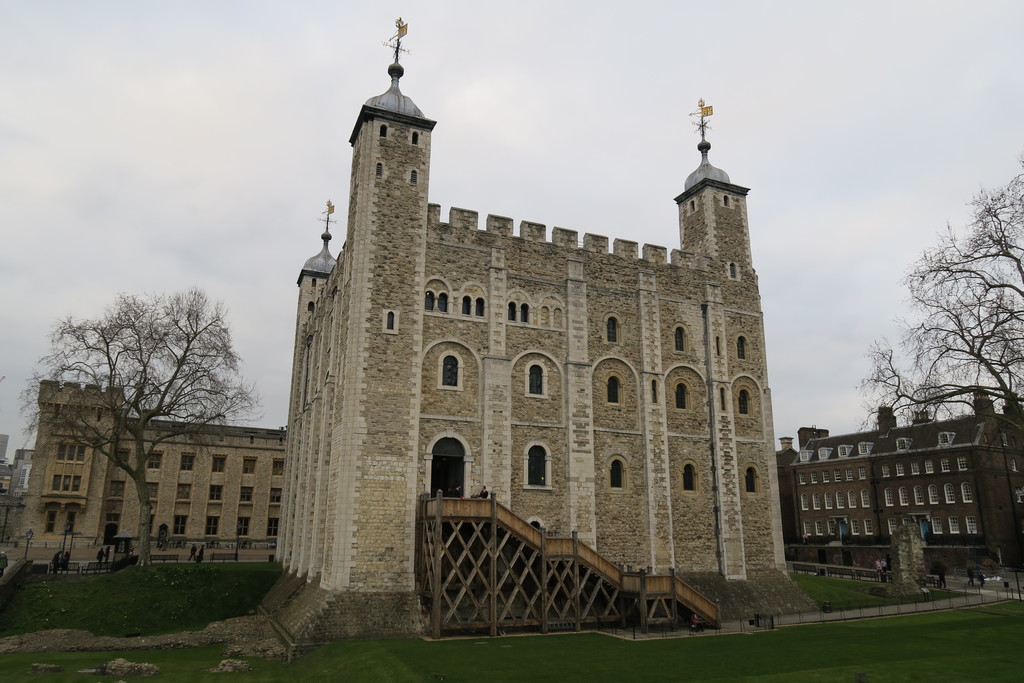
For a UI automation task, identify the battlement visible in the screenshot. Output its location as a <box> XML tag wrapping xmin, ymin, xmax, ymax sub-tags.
<box><xmin>428</xmin><ymin>203</ymin><xmax>710</xmax><ymax>271</ymax></box>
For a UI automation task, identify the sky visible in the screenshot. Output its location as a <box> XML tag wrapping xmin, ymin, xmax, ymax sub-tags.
<box><xmin>2</xmin><ymin>1</ymin><xmax>1023</xmax><ymax>454</ymax></box>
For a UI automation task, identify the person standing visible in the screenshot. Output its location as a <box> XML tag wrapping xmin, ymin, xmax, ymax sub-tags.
<box><xmin>105</xmin><ymin>546</ymin><xmax>111</xmax><ymax>563</ymax></box>
<box><xmin>196</xmin><ymin>546</ymin><xmax>204</xmax><ymax>563</ymax></box>
<box><xmin>967</xmin><ymin>567</ymin><xmax>975</xmax><ymax>586</ymax></box>
<box><xmin>189</xmin><ymin>544</ymin><xmax>198</xmax><ymax>561</ymax></box>
<box><xmin>96</xmin><ymin>548</ymin><xmax>105</xmax><ymax>565</ymax></box>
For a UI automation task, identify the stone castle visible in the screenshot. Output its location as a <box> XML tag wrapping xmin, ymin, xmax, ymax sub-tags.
<box><xmin>276</xmin><ymin>48</ymin><xmax>788</xmax><ymax>640</ymax></box>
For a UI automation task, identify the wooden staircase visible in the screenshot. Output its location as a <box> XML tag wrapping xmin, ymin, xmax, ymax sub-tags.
<box><xmin>417</xmin><ymin>494</ymin><xmax>719</xmax><ymax>638</ymax></box>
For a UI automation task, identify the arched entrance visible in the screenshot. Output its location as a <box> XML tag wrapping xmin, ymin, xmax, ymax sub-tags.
<box><xmin>430</xmin><ymin>438</ymin><xmax>465</xmax><ymax>497</ymax></box>
<box><xmin>103</xmin><ymin>522</ymin><xmax>118</xmax><ymax>546</ymax></box>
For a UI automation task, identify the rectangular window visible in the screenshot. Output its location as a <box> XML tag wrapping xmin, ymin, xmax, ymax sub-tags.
<box><xmin>176</xmin><ymin>484</ymin><xmax>191</xmax><ymax>500</ymax></box>
<box><xmin>948</xmin><ymin>517</ymin><xmax>960</xmax><ymax>533</ymax></box>
<box><xmin>205</xmin><ymin>516</ymin><xmax>220</xmax><ymax>535</ymax></box>
<box><xmin>851</xmin><ymin>519</ymin><xmax>860</xmax><ymax>535</ymax></box>
<box><xmin>173</xmin><ymin>515</ymin><xmax>187</xmax><ymax>535</ymax></box>
<box><xmin>814</xmin><ymin>521</ymin><xmax>823</xmax><ymax>535</ymax></box>
<box><xmin>895</xmin><ymin>463</ymin><xmax>905</xmax><ymax>476</ymax></box>
<box><xmin>835</xmin><ymin>492</ymin><xmax>844</xmax><ymax>508</ymax></box>
<box><xmin>838</xmin><ymin>445</ymin><xmax>853</xmax><ymax>457</ymax></box>
<box><xmin>938</xmin><ymin>431</ymin><xmax>955</xmax><ymax>445</ymax></box>
<box><xmin>827</xmin><ymin>519</ymin><xmax>837</xmax><ymax>535</ymax></box>
<box><xmin>822</xmin><ymin>471</ymin><xmax>830</xmax><ymax>483</ymax></box>
<box><xmin>833</xmin><ymin>469</ymin><xmax>842</xmax><ymax>482</ymax></box>
<box><xmin>180</xmin><ymin>454</ymin><xmax>195</xmax><ymax>471</ymax></box>
<box><xmin>888</xmin><ymin>519</ymin><xmax>897</xmax><ymax>534</ymax></box>
<box><xmin>910</xmin><ymin>462</ymin><xmax>920</xmax><ymax>475</ymax></box>
<box><xmin>272</xmin><ymin>459</ymin><xmax>285</xmax><ymax>476</ymax></box>
<box><xmin>239</xmin><ymin>486</ymin><xmax>253</xmax><ymax>502</ymax></box>
<box><xmin>45</xmin><ymin>510</ymin><xmax>57</xmax><ymax>532</ymax></box>
<box><xmin>236</xmin><ymin>517</ymin><xmax>250</xmax><ymax>536</ymax></box>
<box><xmin>858</xmin><ymin>442</ymin><xmax>873</xmax><ymax>455</ymax></box>
<box><xmin>957</xmin><ymin>456</ymin><xmax>968</xmax><ymax>471</ymax></box>
<box><xmin>881</xmin><ymin>465</ymin><xmax>890</xmax><ymax>478</ymax></box>
<box><xmin>209</xmin><ymin>484</ymin><xmax>223</xmax><ymax>501</ymax></box>
<box><xmin>965</xmin><ymin>516</ymin><xmax>978</xmax><ymax>534</ymax></box>
<box><xmin>212</xmin><ymin>456</ymin><xmax>226</xmax><ymax>473</ymax></box>
<box><xmin>267</xmin><ymin>517</ymin><xmax>280</xmax><ymax>537</ymax></box>
<box><xmin>940</xmin><ymin>458</ymin><xmax>950</xmax><ymax>472</ymax></box>
<box><xmin>932</xmin><ymin>517</ymin><xmax>943</xmax><ymax>534</ymax></box>
<box><xmin>845</xmin><ymin>468</ymin><xmax>853</xmax><ymax>481</ymax></box>
<box><xmin>109</xmin><ymin>480</ymin><xmax>125</xmax><ymax>497</ymax></box>
<box><xmin>810</xmin><ymin>472</ymin><xmax>818</xmax><ymax>484</ymax></box>
<box><xmin>925</xmin><ymin>460</ymin><xmax>934</xmax><ymax>474</ymax></box>
<box><xmin>106</xmin><ymin>512</ymin><xmax>120</xmax><ymax>524</ymax></box>
<box><xmin>802</xmin><ymin>521</ymin><xmax>811</xmax><ymax>536</ymax></box>
<box><xmin>51</xmin><ymin>474</ymin><xmax>61</xmax><ymax>491</ymax></box>
<box><xmin>270</xmin><ymin>488</ymin><xmax>282</xmax><ymax>503</ymax></box>
<box><xmin>812</xmin><ymin>494</ymin><xmax>821</xmax><ymax>510</ymax></box>
<box><xmin>147</xmin><ymin>483</ymin><xmax>158</xmax><ymax>499</ymax></box>
<box><xmin>798</xmin><ymin>472</ymin><xmax>806</xmax><ymax>485</ymax></box>
<box><xmin>243</xmin><ymin>457</ymin><xmax>256</xmax><ymax>474</ymax></box>
<box><xmin>896</xmin><ymin>438</ymin><xmax>911</xmax><ymax>451</ymax></box>
<box><xmin>147</xmin><ymin>453</ymin><xmax>162</xmax><ymax>469</ymax></box>
<box><xmin>864</xmin><ymin>519</ymin><xmax>874</xmax><ymax>535</ymax></box>
<box><xmin>71</xmin><ymin>475</ymin><xmax>82</xmax><ymax>491</ymax></box>
<box><xmin>824</xmin><ymin>493</ymin><xmax>833</xmax><ymax>509</ymax></box>
<box><xmin>858</xmin><ymin>466</ymin><xmax>867</xmax><ymax>480</ymax></box>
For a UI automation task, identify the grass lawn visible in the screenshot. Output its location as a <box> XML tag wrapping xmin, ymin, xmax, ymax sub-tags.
<box><xmin>0</xmin><ymin>562</ymin><xmax>281</xmax><ymax>637</ymax></box>
<box><xmin>1</xmin><ymin>603</ymin><xmax>1022</xmax><ymax>682</ymax></box>
<box><xmin>790</xmin><ymin>572</ymin><xmax>960</xmax><ymax>610</ymax></box>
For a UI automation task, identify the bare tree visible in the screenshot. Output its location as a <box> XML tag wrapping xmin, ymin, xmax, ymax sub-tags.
<box><xmin>865</xmin><ymin>158</ymin><xmax>1024</xmax><ymax>429</ymax></box>
<box><xmin>25</xmin><ymin>288</ymin><xmax>258</xmax><ymax>565</ymax></box>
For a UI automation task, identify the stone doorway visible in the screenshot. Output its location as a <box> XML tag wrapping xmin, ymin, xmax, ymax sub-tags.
<box><xmin>430</xmin><ymin>438</ymin><xmax>465</xmax><ymax>497</ymax></box>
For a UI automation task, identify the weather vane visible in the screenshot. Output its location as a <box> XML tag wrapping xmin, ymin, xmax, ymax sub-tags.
<box><xmin>689</xmin><ymin>99</ymin><xmax>714</xmax><ymax>141</ymax></box>
<box><xmin>320</xmin><ymin>200</ymin><xmax>335</xmax><ymax>231</ymax></box>
<box><xmin>383</xmin><ymin>17</ymin><xmax>410</xmax><ymax>63</ymax></box>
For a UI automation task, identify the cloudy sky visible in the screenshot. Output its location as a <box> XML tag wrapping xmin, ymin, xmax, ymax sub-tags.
<box><xmin>2</xmin><ymin>1</ymin><xmax>1022</xmax><ymax>454</ymax></box>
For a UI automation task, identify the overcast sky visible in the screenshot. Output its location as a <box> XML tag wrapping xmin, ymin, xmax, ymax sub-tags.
<box><xmin>2</xmin><ymin>2</ymin><xmax>1023</xmax><ymax>454</ymax></box>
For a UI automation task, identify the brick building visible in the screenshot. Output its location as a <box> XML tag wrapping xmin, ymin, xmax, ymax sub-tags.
<box><xmin>22</xmin><ymin>381</ymin><xmax>286</xmax><ymax>550</ymax></box>
<box><xmin>776</xmin><ymin>399</ymin><xmax>1024</xmax><ymax>570</ymax></box>
<box><xmin>278</xmin><ymin>48</ymin><xmax>788</xmax><ymax>639</ymax></box>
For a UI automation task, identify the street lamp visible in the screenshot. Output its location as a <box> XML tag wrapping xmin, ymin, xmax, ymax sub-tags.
<box><xmin>23</xmin><ymin>528</ymin><xmax>34</xmax><ymax>560</ymax></box>
<box><xmin>61</xmin><ymin>520</ymin><xmax>72</xmax><ymax>555</ymax></box>
<box><xmin>234</xmin><ymin>520</ymin><xmax>243</xmax><ymax>562</ymax></box>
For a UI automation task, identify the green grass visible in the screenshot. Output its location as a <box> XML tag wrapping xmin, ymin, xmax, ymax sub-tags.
<box><xmin>1</xmin><ymin>605</ymin><xmax>1023</xmax><ymax>682</ymax></box>
<box><xmin>790</xmin><ymin>572</ymin><xmax>959</xmax><ymax>610</ymax></box>
<box><xmin>0</xmin><ymin>562</ymin><xmax>281</xmax><ymax>637</ymax></box>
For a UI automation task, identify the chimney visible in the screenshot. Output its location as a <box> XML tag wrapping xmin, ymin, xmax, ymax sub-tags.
<box><xmin>797</xmin><ymin>426</ymin><xmax>829</xmax><ymax>449</ymax></box>
<box><xmin>973</xmin><ymin>392</ymin><xmax>995</xmax><ymax>416</ymax></box>
<box><xmin>911</xmin><ymin>410</ymin><xmax>931</xmax><ymax>425</ymax></box>
<box><xmin>877</xmin><ymin>406</ymin><xmax>897</xmax><ymax>433</ymax></box>
<box><xmin>779</xmin><ymin>436</ymin><xmax>794</xmax><ymax>451</ymax></box>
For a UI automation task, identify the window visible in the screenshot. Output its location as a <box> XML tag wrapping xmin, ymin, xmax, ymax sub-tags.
<box><xmin>895</xmin><ymin>463</ymin><xmax>905</xmax><ymax>477</ymax></box>
<box><xmin>827</xmin><ymin>519</ymin><xmax>837</xmax><ymax>535</ymax></box>
<box><xmin>528</xmin><ymin>365</ymin><xmax>544</xmax><ymax>395</ymax></box>
<box><xmin>861</xmin><ymin>489</ymin><xmax>870</xmax><ymax>507</ymax></box>
<box><xmin>838</xmin><ymin>445</ymin><xmax>853</xmax><ymax>457</ymax></box>
<box><xmin>744</xmin><ymin>467</ymin><xmax>757</xmax><ymax>493</ymax></box>
<box><xmin>810</xmin><ymin>472</ymin><xmax>818</xmax><ymax>483</ymax></box>
<box><xmin>835</xmin><ymin>490</ymin><xmax>844</xmax><ymax>508</ymax></box>
<box><xmin>180</xmin><ymin>454</ymin><xmax>194</xmax><ymax>471</ymax></box>
<box><xmin>822</xmin><ymin>471</ymin><xmax>830</xmax><ymax>483</ymax></box>
<box><xmin>834</xmin><ymin>469</ymin><xmax>842</xmax><ymax>481</ymax></box>
<box><xmin>851</xmin><ymin>519</ymin><xmax>861</xmax><ymax>535</ymax></box>
<box><xmin>965</xmin><ymin>516</ymin><xmax>977</xmax><ymax>534</ymax></box>
<box><xmin>425</xmin><ymin>292</ymin><xmax>435</xmax><ymax>311</ymax></box>
<box><xmin>736</xmin><ymin>336</ymin><xmax>747</xmax><ymax>359</ymax></box>
<box><xmin>800</xmin><ymin>493</ymin><xmax>809</xmax><ymax>510</ymax></box>
<box><xmin>212</xmin><ymin>456</ymin><xmax>226</xmax><ymax>473</ymax></box>
<box><xmin>845</xmin><ymin>468</ymin><xmax>854</xmax><ymax>481</ymax></box>
<box><xmin>957</xmin><ymin>456</ymin><xmax>968</xmax><ymax>471</ymax></box>
<box><xmin>606</xmin><ymin>317</ymin><xmax>618</xmax><ymax>342</ymax></box>
<box><xmin>507</xmin><ymin>302</ymin><xmax>516</xmax><ymax>321</ymax></box>
<box><xmin>58</xmin><ymin>444</ymin><xmax>86</xmax><ymax>461</ymax></box>
<box><xmin>71</xmin><ymin>475</ymin><xmax>81</xmax><ymax>491</ymax></box>
<box><xmin>674</xmin><ymin>383</ymin><xmax>687</xmax><ymax>409</ymax></box>
<box><xmin>674</xmin><ymin>327</ymin><xmax>685</xmax><ymax>351</ymax></box>
<box><xmin>812</xmin><ymin>493</ymin><xmax>821</xmax><ymax>510</ymax></box>
<box><xmin>528</xmin><ymin>446</ymin><xmax>547</xmax><ymax>486</ymax></box>
<box><xmin>913</xmin><ymin>486</ymin><xmax>924</xmax><ymax>505</ymax></box>
<box><xmin>206</xmin><ymin>516</ymin><xmax>220</xmax><ymax>535</ymax></box>
<box><xmin>924</xmin><ymin>460</ymin><xmax>934</xmax><ymax>474</ymax></box>
<box><xmin>411</xmin><ymin>131</ymin><xmax>419</xmax><ymax>145</ymax></box>
<box><xmin>896</xmin><ymin>438</ymin><xmax>911</xmax><ymax>451</ymax></box>
<box><xmin>410</xmin><ymin>170</ymin><xmax>418</xmax><ymax>185</ymax></box>
<box><xmin>944</xmin><ymin>483</ymin><xmax>956</xmax><ymax>503</ymax></box>
<box><xmin>884</xmin><ymin>488</ymin><xmax>894</xmax><ymax>506</ymax></box>
<box><xmin>729</xmin><ymin>261</ymin><xmax>737</xmax><ymax>278</ymax></box>
<box><xmin>848</xmin><ymin>491</ymin><xmax>857</xmax><ymax>508</ymax></box>
<box><xmin>798</xmin><ymin>472</ymin><xmax>806</xmax><ymax>485</ymax></box>
<box><xmin>375</xmin><ymin>162</ymin><xmax>383</xmax><ymax>178</ymax></box>
<box><xmin>437</xmin><ymin>293</ymin><xmax>448</xmax><ymax>312</ymax></box>
<box><xmin>237</xmin><ymin>517</ymin><xmax>250</xmax><ymax>536</ymax></box>
<box><xmin>882</xmin><ymin>465</ymin><xmax>891</xmax><ymax>477</ymax></box>
<box><xmin>51</xmin><ymin>475</ymin><xmax>61</xmax><ymax>491</ymax></box>
<box><xmin>898</xmin><ymin>487</ymin><xmax>909</xmax><ymax>506</ymax></box>
<box><xmin>462</xmin><ymin>296</ymin><xmax>471</xmax><ymax>315</ymax></box>
<box><xmin>386</xmin><ymin>311</ymin><xmax>395</xmax><ymax>330</ymax></box>
<box><xmin>475</xmin><ymin>298</ymin><xmax>485</xmax><ymax>317</ymax></box>
<box><xmin>209</xmin><ymin>484</ymin><xmax>223</xmax><ymax>501</ymax></box>
<box><xmin>147</xmin><ymin>483</ymin><xmax>158</xmax><ymax>499</ymax></box>
<box><xmin>607</xmin><ymin>376</ymin><xmax>620</xmax><ymax>403</ymax></box>
<box><xmin>803</xmin><ymin>521</ymin><xmax>812</xmax><ymax>536</ymax></box>
<box><xmin>442</xmin><ymin>356</ymin><xmax>459</xmax><ymax>387</ymax></box>
<box><xmin>888</xmin><ymin>519</ymin><xmax>898</xmax><ymax>534</ymax></box>
<box><xmin>267</xmin><ymin>518</ymin><xmax>280</xmax><ymax>537</ymax></box>
<box><xmin>910</xmin><ymin>462</ymin><xmax>920</xmax><ymax>475</ymax></box>
<box><xmin>940</xmin><ymin>458</ymin><xmax>950</xmax><ymax>472</ymax></box>
<box><xmin>938</xmin><ymin>431</ymin><xmax>955</xmax><ymax>445</ymax></box>
<box><xmin>173</xmin><ymin>515</ymin><xmax>187</xmax><ymax>535</ymax></box>
<box><xmin>818</xmin><ymin>447</ymin><xmax>832</xmax><ymax>460</ymax></box>
<box><xmin>651</xmin><ymin>380</ymin><xmax>658</xmax><ymax>403</ymax></box>
<box><xmin>520</xmin><ymin>303</ymin><xmax>529</xmax><ymax>323</ymax></box>
<box><xmin>824</xmin><ymin>492</ymin><xmax>833</xmax><ymax>509</ymax></box>
<box><xmin>240</xmin><ymin>486</ymin><xmax>253</xmax><ymax>502</ymax></box>
<box><xmin>858</xmin><ymin>442</ymin><xmax>873</xmax><ymax>455</ymax></box>
<box><xmin>176</xmin><ymin>484</ymin><xmax>191</xmax><ymax>500</ymax></box>
<box><xmin>45</xmin><ymin>510</ymin><xmax>56</xmax><ymax>532</ymax></box>
<box><xmin>858</xmin><ymin>466</ymin><xmax>867</xmax><ymax>480</ymax></box>
<box><xmin>928</xmin><ymin>484</ymin><xmax>939</xmax><ymax>504</ymax></box>
<box><xmin>684</xmin><ymin>464</ymin><xmax>697</xmax><ymax>491</ymax></box>
<box><xmin>379</xmin><ymin>124</ymin><xmax>387</xmax><ymax>137</ymax></box>
<box><xmin>961</xmin><ymin>482</ymin><xmax>973</xmax><ymax>503</ymax></box>
<box><xmin>147</xmin><ymin>453</ymin><xmax>162</xmax><ymax>469</ymax></box>
<box><xmin>814</xmin><ymin>521</ymin><xmax>823</xmax><ymax>535</ymax></box>
<box><xmin>948</xmin><ymin>516</ymin><xmax>960</xmax><ymax>533</ymax></box>
<box><xmin>720</xmin><ymin>387</ymin><xmax>726</xmax><ymax>410</ymax></box>
<box><xmin>270</xmin><ymin>488</ymin><xmax>282</xmax><ymax>503</ymax></box>
<box><xmin>272</xmin><ymin>459</ymin><xmax>284</xmax><ymax>476</ymax></box>
<box><xmin>800</xmin><ymin>450</ymin><xmax>812</xmax><ymax>463</ymax></box>
<box><xmin>864</xmin><ymin>519</ymin><xmax>874</xmax><ymax>535</ymax></box>
<box><xmin>110</xmin><ymin>481</ymin><xmax>125</xmax><ymax>497</ymax></box>
<box><xmin>738</xmin><ymin>390</ymin><xmax>750</xmax><ymax>415</ymax></box>
<box><xmin>243</xmin><ymin>457</ymin><xmax>256</xmax><ymax>474</ymax></box>
<box><xmin>609</xmin><ymin>459</ymin><xmax>624</xmax><ymax>489</ymax></box>
<box><xmin>932</xmin><ymin>517</ymin><xmax>943</xmax><ymax>534</ymax></box>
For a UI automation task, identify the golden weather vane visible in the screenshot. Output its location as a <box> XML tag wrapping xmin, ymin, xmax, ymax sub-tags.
<box><xmin>320</xmin><ymin>200</ymin><xmax>335</xmax><ymax>231</ymax></box>
<box><xmin>689</xmin><ymin>98</ymin><xmax>714</xmax><ymax>141</ymax></box>
<box><xmin>383</xmin><ymin>17</ymin><xmax>410</xmax><ymax>63</ymax></box>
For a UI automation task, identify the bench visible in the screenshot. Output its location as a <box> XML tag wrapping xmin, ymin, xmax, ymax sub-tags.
<box><xmin>150</xmin><ymin>554</ymin><xmax>179</xmax><ymax>563</ymax></box>
<box><xmin>210</xmin><ymin>552</ymin><xmax>236</xmax><ymax>562</ymax></box>
<box><xmin>80</xmin><ymin>562</ymin><xmax>108</xmax><ymax>574</ymax></box>
<box><xmin>547</xmin><ymin>621</ymin><xmax>576</xmax><ymax>632</ymax></box>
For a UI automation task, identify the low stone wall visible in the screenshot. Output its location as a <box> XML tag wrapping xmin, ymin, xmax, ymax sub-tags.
<box><xmin>0</xmin><ymin>559</ymin><xmax>31</xmax><ymax>610</ymax></box>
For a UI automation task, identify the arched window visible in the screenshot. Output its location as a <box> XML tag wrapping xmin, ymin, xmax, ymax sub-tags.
<box><xmin>386</xmin><ymin>311</ymin><xmax>395</xmax><ymax>330</ymax></box>
<box><xmin>520</xmin><ymin>303</ymin><xmax>529</xmax><ymax>323</ymax></box>
<box><xmin>961</xmin><ymin>482</ymin><xmax>973</xmax><ymax>503</ymax></box>
<box><xmin>379</xmin><ymin>124</ymin><xmax>387</xmax><ymax>137</ymax></box>
<box><xmin>307</xmin><ymin>301</ymin><xmax>314</xmax><ymax>312</ymax></box>
<box><xmin>898</xmin><ymin>487</ymin><xmax>909</xmax><ymax>505</ymax></box>
<box><xmin>606</xmin><ymin>317</ymin><xmax>618</xmax><ymax>342</ymax></box>
<box><xmin>508</xmin><ymin>302</ymin><xmax>517</xmax><ymax>321</ymax></box>
<box><xmin>607</xmin><ymin>376</ymin><xmax>620</xmax><ymax>403</ymax></box>
<box><xmin>610</xmin><ymin>459</ymin><xmax>624</xmax><ymax>489</ymax></box>
<box><xmin>724</xmin><ymin>195</ymin><xmax>730</xmax><ymax>207</ymax></box>
<box><xmin>424</xmin><ymin>291</ymin><xmax>435</xmax><ymax>311</ymax></box>
<box><xmin>719</xmin><ymin>387</ymin><xmax>726</xmax><ymax>410</ymax></box>
<box><xmin>461</xmin><ymin>296</ymin><xmax>471</xmax><ymax>315</ymax></box>
<box><xmin>737</xmin><ymin>336</ymin><xmax>747</xmax><ymax>359</ymax></box>
<box><xmin>738</xmin><ymin>390</ymin><xmax>750</xmax><ymax>415</ymax></box>
<box><xmin>528</xmin><ymin>446</ymin><xmax>546</xmax><ymax>486</ymax></box>
<box><xmin>674</xmin><ymin>327</ymin><xmax>684</xmax><ymax>351</ymax></box>
<box><xmin>913</xmin><ymin>486</ymin><xmax>924</xmax><ymax>505</ymax></box>
<box><xmin>441</xmin><ymin>356</ymin><xmax>459</xmax><ymax>387</ymax></box>
<box><xmin>675</xmin><ymin>383</ymin><xmax>687</xmax><ymax>409</ymax></box>
<box><xmin>848</xmin><ymin>491</ymin><xmax>857</xmax><ymax>508</ymax></box>
<box><xmin>744</xmin><ymin>467</ymin><xmax>757</xmax><ymax>493</ymax></box>
<box><xmin>437</xmin><ymin>293</ymin><xmax>448</xmax><ymax>312</ymax></box>
<box><xmin>928</xmin><ymin>484</ymin><xmax>939</xmax><ymax>504</ymax></box>
<box><xmin>651</xmin><ymin>380</ymin><xmax>657</xmax><ymax>403</ymax></box>
<box><xmin>411</xmin><ymin>131</ymin><xmax>419</xmax><ymax>145</ymax></box>
<box><xmin>375</xmin><ymin>162</ymin><xmax>383</xmax><ymax>178</ymax></box>
<box><xmin>683</xmin><ymin>464</ymin><xmax>696</xmax><ymax>491</ymax></box>
<box><xmin>944</xmin><ymin>483</ymin><xmax>956</xmax><ymax>503</ymax></box>
<box><xmin>729</xmin><ymin>262</ymin><xmax>737</xmax><ymax>279</ymax></box>
<box><xmin>410</xmin><ymin>170</ymin><xmax>418</xmax><ymax>185</ymax></box>
<box><xmin>884</xmin><ymin>488</ymin><xmax>894</xmax><ymax>506</ymax></box>
<box><xmin>715</xmin><ymin>336</ymin><xmax>721</xmax><ymax>356</ymax></box>
<box><xmin>475</xmin><ymin>298</ymin><xmax>485</xmax><ymax>316</ymax></box>
<box><xmin>861</xmin><ymin>489</ymin><xmax>870</xmax><ymax>507</ymax></box>
<box><xmin>528</xmin><ymin>365</ymin><xmax>543</xmax><ymax>395</ymax></box>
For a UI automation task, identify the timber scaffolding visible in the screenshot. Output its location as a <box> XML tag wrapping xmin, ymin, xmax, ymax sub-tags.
<box><xmin>416</xmin><ymin>494</ymin><xmax>720</xmax><ymax>638</ymax></box>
